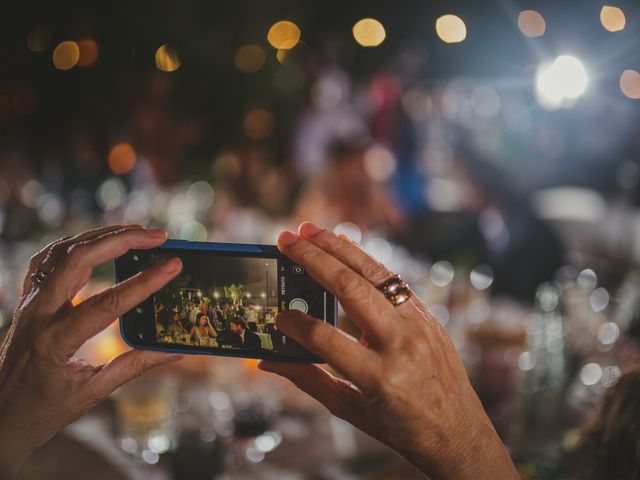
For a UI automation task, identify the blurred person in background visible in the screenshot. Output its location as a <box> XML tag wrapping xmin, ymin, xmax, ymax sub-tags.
<box><xmin>570</xmin><ymin>366</ymin><xmax>640</xmax><ymax>479</ymax></box>
<box><xmin>293</xmin><ymin>139</ymin><xmax>406</xmax><ymax>237</ymax></box>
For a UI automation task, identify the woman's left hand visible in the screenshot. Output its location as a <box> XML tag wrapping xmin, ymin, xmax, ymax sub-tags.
<box><xmin>0</xmin><ymin>225</ymin><xmax>184</xmax><ymax>477</ymax></box>
<box><xmin>259</xmin><ymin>223</ymin><xmax>518</xmax><ymax>480</ymax></box>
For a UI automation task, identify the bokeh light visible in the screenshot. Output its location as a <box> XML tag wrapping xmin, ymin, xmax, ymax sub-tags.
<box><xmin>600</xmin><ymin>5</ymin><xmax>625</xmax><ymax>32</ymax></box>
<box><xmin>243</xmin><ymin>108</ymin><xmax>275</xmax><ymax>140</ymax></box>
<box><xmin>52</xmin><ymin>41</ymin><xmax>80</xmax><ymax>70</ymax></box>
<box><xmin>333</xmin><ymin>222</ymin><xmax>362</xmax><ymax>244</ymax></box>
<box><xmin>470</xmin><ymin>264</ymin><xmax>494</xmax><ymax>290</ymax></box>
<box><xmin>435</xmin><ymin>15</ymin><xmax>467</xmax><ymax>44</ymax></box>
<box><xmin>580</xmin><ymin>362</ymin><xmax>603</xmax><ymax>386</ymax></box>
<box><xmin>352</xmin><ymin>18</ymin><xmax>386</xmax><ymax>47</ymax></box>
<box><xmin>597</xmin><ymin>322</ymin><xmax>620</xmax><ymax>346</ymax></box>
<box><xmin>107</xmin><ymin>143</ymin><xmax>137</xmax><ymax>175</ymax></box>
<box><xmin>276</xmin><ymin>49</ymin><xmax>288</xmax><ymax>64</ymax></box>
<box><xmin>27</xmin><ymin>26</ymin><xmax>51</xmax><ymax>52</ymax></box>
<box><xmin>620</xmin><ymin>70</ymin><xmax>640</xmax><ymax>100</ymax></box>
<box><xmin>234</xmin><ymin>44</ymin><xmax>266</xmax><ymax>73</ymax></box>
<box><xmin>535</xmin><ymin>55</ymin><xmax>588</xmax><ymax>109</ymax></box>
<box><xmin>96</xmin><ymin>178</ymin><xmax>126</xmax><ymax>211</ymax></box>
<box><xmin>430</xmin><ymin>260</ymin><xmax>455</xmax><ymax>287</ymax></box>
<box><xmin>77</xmin><ymin>39</ymin><xmax>99</xmax><ymax>67</ymax></box>
<box><xmin>363</xmin><ymin>144</ymin><xmax>396</xmax><ymax>182</ymax></box>
<box><xmin>518</xmin><ymin>10</ymin><xmax>546</xmax><ymax>38</ymax></box>
<box><xmin>267</xmin><ymin>20</ymin><xmax>301</xmax><ymax>50</ymax></box>
<box><xmin>155</xmin><ymin>44</ymin><xmax>181</xmax><ymax>72</ymax></box>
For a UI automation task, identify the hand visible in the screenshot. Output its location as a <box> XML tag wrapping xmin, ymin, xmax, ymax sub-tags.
<box><xmin>0</xmin><ymin>225</ymin><xmax>184</xmax><ymax>477</ymax></box>
<box><xmin>259</xmin><ymin>223</ymin><xmax>518</xmax><ymax>480</ymax></box>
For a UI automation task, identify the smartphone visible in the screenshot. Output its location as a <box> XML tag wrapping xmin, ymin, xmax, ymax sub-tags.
<box><xmin>115</xmin><ymin>239</ymin><xmax>336</xmax><ymax>363</ymax></box>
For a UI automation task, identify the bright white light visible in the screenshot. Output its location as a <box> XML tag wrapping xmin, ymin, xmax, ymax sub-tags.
<box><xmin>535</xmin><ymin>55</ymin><xmax>588</xmax><ymax>109</ymax></box>
<box><xmin>580</xmin><ymin>362</ymin><xmax>603</xmax><ymax>386</ymax></box>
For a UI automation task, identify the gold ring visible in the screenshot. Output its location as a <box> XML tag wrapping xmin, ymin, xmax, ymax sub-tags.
<box><xmin>377</xmin><ymin>274</ymin><xmax>412</xmax><ymax>307</ymax></box>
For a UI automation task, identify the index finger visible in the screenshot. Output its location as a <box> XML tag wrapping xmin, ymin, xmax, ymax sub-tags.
<box><xmin>274</xmin><ymin>309</ymin><xmax>381</xmax><ymax>396</ymax></box>
<box><xmin>277</xmin><ymin>230</ymin><xmax>397</xmax><ymax>344</ymax></box>
<box><xmin>47</xmin><ymin>257</ymin><xmax>182</xmax><ymax>358</ymax></box>
<box><xmin>36</xmin><ymin>228</ymin><xmax>168</xmax><ymax>314</ymax></box>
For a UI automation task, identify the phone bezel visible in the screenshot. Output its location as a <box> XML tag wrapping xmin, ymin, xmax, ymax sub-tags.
<box><xmin>115</xmin><ymin>239</ymin><xmax>336</xmax><ymax>363</ymax></box>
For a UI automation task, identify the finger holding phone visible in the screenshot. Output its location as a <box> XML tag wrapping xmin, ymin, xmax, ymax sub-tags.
<box><xmin>259</xmin><ymin>222</ymin><xmax>519</xmax><ymax>480</ymax></box>
<box><xmin>0</xmin><ymin>225</ymin><xmax>184</xmax><ymax>477</ymax></box>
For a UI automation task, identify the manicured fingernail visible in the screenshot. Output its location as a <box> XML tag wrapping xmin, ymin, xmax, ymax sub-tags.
<box><xmin>278</xmin><ymin>230</ymin><xmax>300</xmax><ymax>247</ymax></box>
<box><xmin>148</xmin><ymin>229</ymin><xmax>168</xmax><ymax>239</ymax></box>
<box><xmin>165</xmin><ymin>354</ymin><xmax>184</xmax><ymax>363</ymax></box>
<box><xmin>299</xmin><ymin>222</ymin><xmax>323</xmax><ymax>238</ymax></box>
<box><xmin>162</xmin><ymin>257</ymin><xmax>182</xmax><ymax>274</ymax></box>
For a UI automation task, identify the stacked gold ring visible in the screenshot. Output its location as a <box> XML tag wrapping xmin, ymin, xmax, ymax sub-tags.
<box><xmin>377</xmin><ymin>274</ymin><xmax>413</xmax><ymax>306</ymax></box>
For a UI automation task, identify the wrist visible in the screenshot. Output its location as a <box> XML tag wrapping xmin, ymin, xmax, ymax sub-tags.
<box><xmin>401</xmin><ymin>413</ymin><xmax>518</xmax><ymax>480</ymax></box>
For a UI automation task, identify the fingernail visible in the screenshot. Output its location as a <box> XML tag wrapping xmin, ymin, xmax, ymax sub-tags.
<box><xmin>278</xmin><ymin>230</ymin><xmax>300</xmax><ymax>247</ymax></box>
<box><xmin>148</xmin><ymin>229</ymin><xmax>168</xmax><ymax>239</ymax></box>
<box><xmin>162</xmin><ymin>257</ymin><xmax>182</xmax><ymax>274</ymax></box>
<box><xmin>299</xmin><ymin>222</ymin><xmax>323</xmax><ymax>238</ymax></box>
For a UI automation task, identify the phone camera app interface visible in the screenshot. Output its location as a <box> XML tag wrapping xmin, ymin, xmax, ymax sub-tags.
<box><xmin>146</xmin><ymin>250</ymin><xmax>328</xmax><ymax>358</ymax></box>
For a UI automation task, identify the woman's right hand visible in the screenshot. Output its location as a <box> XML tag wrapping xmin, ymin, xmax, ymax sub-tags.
<box><xmin>0</xmin><ymin>225</ymin><xmax>183</xmax><ymax>477</ymax></box>
<box><xmin>260</xmin><ymin>223</ymin><xmax>519</xmax><ymax>480</ymax></box>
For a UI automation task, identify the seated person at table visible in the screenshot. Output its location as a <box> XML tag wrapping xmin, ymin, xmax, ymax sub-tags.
<box><xmin>166</xmin><ymin>310</ymin><xmax>187</xmax><ymax>337</ymax></box>
<box><xmin>189</xmin><ymin>314</ymin><xmax>218</xmax><ymax>346</ymax></box>
<box><xmin>229</xmin><ymin>317</ymin><xmax>261</xmax><ymax>351</ymax></box>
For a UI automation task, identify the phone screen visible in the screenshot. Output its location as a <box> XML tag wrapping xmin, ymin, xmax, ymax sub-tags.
<box><xmin>116</xmin><ymin>243</ymin><xmax>335</xmax><ymax>362</ymax></box>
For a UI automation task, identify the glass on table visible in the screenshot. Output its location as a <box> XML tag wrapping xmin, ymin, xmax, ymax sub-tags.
<box><xmin>113</xmin><ymin>371</ymin><xmax>180</xmax><ymax>460</ymax></box>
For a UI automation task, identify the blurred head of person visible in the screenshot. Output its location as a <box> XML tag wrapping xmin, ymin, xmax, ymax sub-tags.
<box><xmin>327</xmin><ymin>139</ymin><xmax>370</xmax><ymax>192</ymax></box>
<box><xmin>229</xmin><ymin>317</ymin><xmax>246</xmax><ymax>334</ymax></box>
<box><xmin>572</xmin><ymin>366</ymin><xmax>640</xmax><ymax>479</ymax></box>
<box><xmin>198</xmin><ymin>315</ymin><xmax>208</xmax><ymax>327</ymax></box>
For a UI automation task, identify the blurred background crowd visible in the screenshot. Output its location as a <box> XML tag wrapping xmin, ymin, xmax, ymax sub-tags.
<box><xmin>1</xmin><ymin>0</ymin><xmax>640</xmax><ymax>478</ymax></box>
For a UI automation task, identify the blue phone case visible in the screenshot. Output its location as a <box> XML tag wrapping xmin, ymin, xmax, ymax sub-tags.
<box><xmin>115</xmin><ymin>239</ymin><xmax>336</xmax><ymax>363</ymax></box>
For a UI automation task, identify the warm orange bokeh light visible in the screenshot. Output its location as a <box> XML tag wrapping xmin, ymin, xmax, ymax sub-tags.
<box><xmin>108</xmin><ymin>143</ymin><xmax>137</xmax><ymax>175</ymax></box>
<box><xmin>600</xmin><ymin>6</ymin><xmax>626</xmax><ymax>32</ymax></box>
<box><xmin>352</xmin><ymin>18</ymin><xmax>386</xmax><ymax>47</ymax></box>
<box><xmin>155</xmin><ymin>44</ymin><xmax>181</xmax><ymax>72</ymax></box>
<box><xmin>435</xmin><ymin>15</ymin><xmax>467</xmax><ymax>44</ymax></box>
<box><xmin>267</xmin><ymin>20</ymin><xmax>301</xmax><ymax>50</ymax></box>
<box><xmin>53</xmin><ymin>41</ymin><xmax>80</xmax><ymax>70</ymax></box>
<box><xmin>77</xmin><ymin>39</ymin><xmax>99</xmax><ymax>67</ymax></box>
